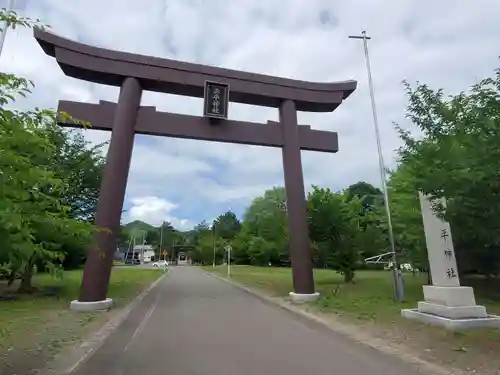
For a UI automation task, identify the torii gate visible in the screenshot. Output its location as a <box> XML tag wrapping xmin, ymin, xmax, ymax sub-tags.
<box><xmin>33</xmin><ymin>28</ymin><xmax>357</xmax><ymax>310</ymax></box>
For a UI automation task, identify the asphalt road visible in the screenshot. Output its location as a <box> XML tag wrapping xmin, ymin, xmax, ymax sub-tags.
<box><xmin>72</xmin><ymin>266</ymin><xmax>427</xmax><ymax>375</ymax></box>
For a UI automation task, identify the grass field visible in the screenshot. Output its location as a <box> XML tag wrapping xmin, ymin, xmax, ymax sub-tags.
<box><xmin>0</xmin><ymin>268</ymin><xmax>163</xmax><ymax>374</ymax></box>
<box><xmin>204</xmin><ymin>265</ymin><xmax>500</xmax><ymax>321</ymax></box>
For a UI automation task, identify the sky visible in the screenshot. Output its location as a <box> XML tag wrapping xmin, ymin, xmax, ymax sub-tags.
<box><xmin>1</xmin><ymin>0</ymin><xmax>499</xmax><ymax>230</ymax></box>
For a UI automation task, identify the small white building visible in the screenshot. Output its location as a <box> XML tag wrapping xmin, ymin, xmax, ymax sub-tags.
<box><xmin>133</xmin><ymin>244</ymin><xmax>156</xmax><ymax>263</ymax></box>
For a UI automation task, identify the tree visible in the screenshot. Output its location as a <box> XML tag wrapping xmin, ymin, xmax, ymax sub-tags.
<box><xmin>394</xmin><ymin>67</ymin><xmax>500</xmax><ymax>277</ymax></box>
<box><xmin>145</xmin><ymin>222</ymin><xmax>175</xmax><ymax>247</ymax></box>
<box><xmin>230</xmin><ymin>229</ymin><xmax>252</xmax><ymax>265</ymax></box>
<box><xmin>44</xmin><ymin>126</ymin><xmax>105</xmax><ymax>221</ymax></box>
<box><xmin>241</xmin><ymin>187</ymin><xmax>289</xmax><ymax>265</ymax></box>
<box><xmin>0</xmin><ymin>9</ymin><xmax>105</xmax><ymax>286</ymax></box>
<box><xmin>191</xmin><ymin>220</ymin><xmax>210</xmax><ymax>245</ymax></box>
<box><xmin>307</xmin><ymin>187</ymin><xmax>341</xmax><ymax>269</ymax></box>
<box><xmin>247</xmin><ymin>236</ymin><xmax>272</xmax><ymax>266</ymax></box>
<box><xmin>39</xmin><ymin>126</ymin><xmax>106</xmax><ymax>269</ymax></box>
<box><xmin>212</xmin><ymin>211</ymin><xmax>241</xmax><ymax>240</ymax></box>
<box><xmin>191</xmin><ymin>227</ymin><xmax>225</xmax><ymax>265</ymax></box>
<box><xmin>386</xmin><ymin>164</ymin><xmax>427</xmax><ymax>272</ymax></box>
<box><xmin>145</xmin><ymin>228</ymin><xmax>159</xmax><ymax>246</ymax></box>
<box><xmin>117</xmin><ymin>225</ymin><xmax>131</xmax><ymax>248</ymax></box>
<box><xmin>346</xmin><ymin>181</ymin><xmax>383</xmax><ymax>210</ymax></box>
<box><xmin>307</xmin><ymin>186</ymin><xmax>383</xmax><ymax>282</ymax></box>
<box><xmin>0</xmin><ymin>73</ymin><xmax>98</xmax><ymax>291</ymax></box>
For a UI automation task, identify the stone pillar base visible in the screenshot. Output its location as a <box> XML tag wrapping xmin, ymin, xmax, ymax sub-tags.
<box><xmin>289</xmin><ymin>292</ymin><xmax>320</xmax><ymax>303</ymax></box>
<box><xmin>423</xmin><ymin>285</ymin><xmax>477</xmax><ymax>306</ymax></box>
<box><xmin>70</xmin><ymin>298</ymin><xmax>114</xmax><ymax>312</ymax></box>
<box><xmin>402</xmin><ymin>285</ymin><xmax>500</xmax><ymax>330</ymax></box>
<box><xmin>401</xmin><ymin>308</ymin><xmax>500</xmax><ymax>330</ymax></box>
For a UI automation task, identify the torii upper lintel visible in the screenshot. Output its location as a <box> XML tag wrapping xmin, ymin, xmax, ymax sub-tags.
<box><xmin>34</xmin><ymin>28</ymin><xmax>356</xmax><ymax>112</ymax></box>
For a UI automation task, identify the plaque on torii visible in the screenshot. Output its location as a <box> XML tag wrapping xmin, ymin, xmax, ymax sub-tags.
<box><xmin>203</xmin><ymin>81</ymin><xmax>229</xmax><ymax>120</ymax></box>
<box><xmin>33</xmin><ymin>28</ymin><xmax>357</xmax><ymax>309</ymax></box>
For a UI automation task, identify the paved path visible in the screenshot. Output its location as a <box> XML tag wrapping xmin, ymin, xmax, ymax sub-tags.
<box><xmin>73</xmin><ymin>267</ymin><xmax>426</xmax><ymax>375</ymax></box>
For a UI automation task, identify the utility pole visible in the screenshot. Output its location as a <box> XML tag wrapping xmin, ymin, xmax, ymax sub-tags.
<box><xmin>348</xmin><ymin>30</ymin><xmax>404</xmax><ymax>302</ymax></box>
<box><xmin>159</xmin><ymin>222</ymin><xmax>164</xmax><ymax>262</ymax></box>
<box><xmin>132</xmin><ymin>236</ymin><xmax>136</xmax><ymax>263</ymax></box>
<box><xmin>212</xmin><ymin>223</ymin><xmax>216</xmax><ymax>268</ymax></box>
<box><xmin>140</xmin><ymin>230</ymin><xmax>146</xmax><ymax>265</ymax></box>
<box><xmin>226</xmin><ymin>244</ymin><xmax>231</xmax><ymax>278</ymax></box>
<box><xmin>0</xmin><ymin>0</ymin><xmax>15</xmax><ymax>58</ymax></box>
<box><xmin>172</xmin><ymin>237</ymin><xmax>175</xmax><ymax>265</ymax></box>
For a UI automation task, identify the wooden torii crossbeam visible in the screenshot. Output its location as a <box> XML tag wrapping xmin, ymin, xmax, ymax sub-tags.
<box><xmin>58</xmin><ymin>100</ymin><xmax>339</xmax><ymax>152</ymax></box>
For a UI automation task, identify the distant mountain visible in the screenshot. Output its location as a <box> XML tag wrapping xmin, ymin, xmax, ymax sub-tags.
<box><xmin>123</xmin><ymin>220</ymin><xmax>155</xmax><ymax>238</ymax></box>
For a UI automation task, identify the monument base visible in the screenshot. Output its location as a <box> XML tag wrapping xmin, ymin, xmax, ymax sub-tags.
<box><xmin>418</xmin><ymin>301</ymin><xmax>487</xmax><ymax>319</ymax></box>
<box><xmin>401</xmin><ymin>309</ymin><xmax>500</xmax><ymax>330</ymax></box>
<box><xmin>70</xmin><ymin>298</ymin><xmax>114</xmax><ymax>312</ymax></box>
<box><xmin>402</xmin><ymin>285</ymin><xmax>500</xmax><ymax>330</ymax></box>
<box><xmin>423</xmin><ymin>285</ymin><xmax>477</xmax><ymax>307</ymax></box>
<box><xmin>289</xmin><ymin>292</ymin><xmax>320</xmax><ymax>303</ymax></box>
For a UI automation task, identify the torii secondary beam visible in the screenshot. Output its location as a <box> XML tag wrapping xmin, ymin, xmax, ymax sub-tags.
<box><xmin>58</xmin><ymin>100</ymin><xmax>339</xmax><ymax>153</ymax></box>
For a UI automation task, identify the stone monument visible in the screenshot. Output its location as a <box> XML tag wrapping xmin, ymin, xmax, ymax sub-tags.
<box><xmin>401</xmin><ymin>192</ymin><xmax>500</xmax><ymax>329</ymax></box>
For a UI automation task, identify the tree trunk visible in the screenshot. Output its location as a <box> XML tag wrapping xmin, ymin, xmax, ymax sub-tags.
<box><xmin>344</xmin><ymin>269</ymin><xmax>355</xmax><ymax>283</ymax></box>
<box><xmin>18</xmin><ymin>260</ymin><xmax>35</xmax><ymax>294</ymax></box>
<box><xmin>427</xmin><ymin>271</ymin><xmax>432</xmax><ymax>285</ymax></box>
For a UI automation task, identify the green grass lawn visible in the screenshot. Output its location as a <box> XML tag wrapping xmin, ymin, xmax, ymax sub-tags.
<box><xmin>0</xmin><ymin>267</ymin><xmax>163</xmax><ymax>312</ymax></box>
<box><xmin>0</xmin><ymin>268</ymin><xmax>163</xmax><ymax>373</ymax></box>
<box><xmin>203</xmin><ymin>265</ymin><xmax>500</xmax><ymax>321</ymax></box>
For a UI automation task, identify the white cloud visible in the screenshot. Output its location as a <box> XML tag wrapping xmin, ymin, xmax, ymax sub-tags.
<box><xmin>125</xmin><ymin>196</ymin><xmax>192</xmax><ymax>230</ymax></box>
<box><xmin>1</xmin><ymin>0</ymin><xmax>499</xmax><ymax>227</ymax></box>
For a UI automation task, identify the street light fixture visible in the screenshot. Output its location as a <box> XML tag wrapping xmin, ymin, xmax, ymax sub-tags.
<box><xmin>348</xmin><ymin>31</ymin><xmax>404</xmax><ymax>302</ymax></box>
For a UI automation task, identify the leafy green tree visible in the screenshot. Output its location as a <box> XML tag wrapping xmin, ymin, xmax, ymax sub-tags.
<box><xmin>242</xmin><ymin>187</ymin><xmax>289</xmax><ymax>265</ymax></box>
<box><xmin>117</xmin><ymin>225</ymin><xmax>131</xmax><ymax>248</ymax></box>
<box><xmin>38</xmin><ymin>126</ymin><xmax>106</xmax><ymax>269</ymax></box>
<box><xmin>386</xmin><ymin>164</ymin><xmax>427</xmax><ymax>272</ymax></box>
<box><xmin>191</xmin><ymin>228</ymin><xmax>225</xmax><ymax>265</ymax></box>
<box><xmin>195</xmin><ymin>220</ymin><xmax>210</xmax><ymax>230</ymax></box>
<box><xmin>45</xmin><ymin>126</ymin><xmax>106</xmax><ymax>221</ymax></box>
<box><xmin>307</xmin><ymin>187</ymin><xmax>347</xmax><ymax>276</ymax></box>
<box><xmin>212</xmin><ymin>211</ymin><xmax>241</xmax><ymax>240</ymax></box>
<box><xmin>230</xmin><ymin>229</ymin><xmax>252</xmax><ymax>265</ymax></box>
<box><xmin>307</xmin><ymin>186</ymin><xmax>382</xmax><ymax>282</ymax></box>
<box><xmin>0</xmin><ymin>73</ymin><xmax>97</xmax><ymax>291</ymax></box>
<box><xmin>191</xmin><ymin>220</ymin><xmax>211</xmax><ymax>247</ymax></box>
<box><xmin>247</xmin><ymin>236</ymin><xmax>272</xmax><ymax>266</ymax></box>
<box><xmin>146</xmin><ymin>222</ymin><xmax>175</xmax><ymax>246</ymax></box>
<box><xmin>346</xmin><ymin>181</ymin><xmax>383</xmax><ymax>210</ymax></box>
<box><xmin>395</xmin><ymin>68</ymin><xmax>500</xmax><ymax>277</ymax></box>
<box><xmin>0</xmin><ymin>3</ymin><xmax>101</xmax><ymax>284</ymax></box>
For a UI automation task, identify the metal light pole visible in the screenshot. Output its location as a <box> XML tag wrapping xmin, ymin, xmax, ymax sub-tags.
<box><xmin>212</xmin><ymin>223</ymin><xmax>216</xmax><ymax>268</ymax></box>
<box><xmin>0</xmin><ymin>0</ymin><xmax>15</xmax><ymax>58</ymax></box>
<box><xmin>159</xmin><ymin>221</ymin><xmax>164</xmax><ymax>261</ymax></box>
<box><xmin>226</xmin><ymin>244</ymin><xmax>231</xmax><ymax>278</ymax></box>
<box><xmin>172</xmin><ymin>237</ymin><xmax>175</xmax><ymax>265</ymax></box>
<box><xmin>348</xmin><ymin>31</ymin><xmax>404</xmax><ymax>302</ymax></box>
